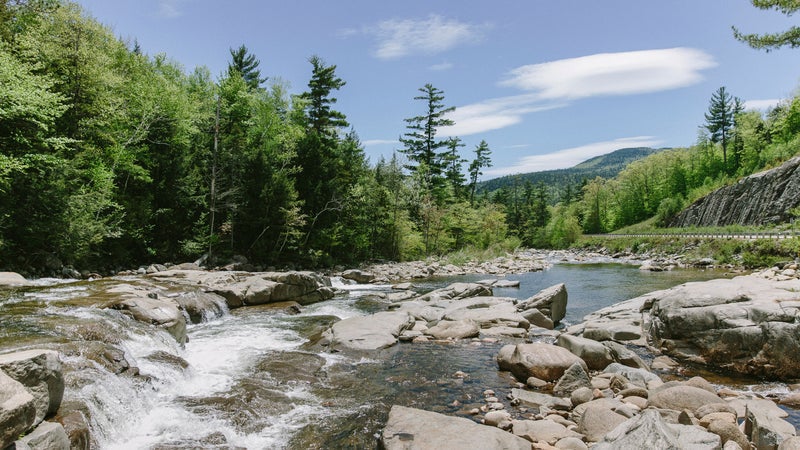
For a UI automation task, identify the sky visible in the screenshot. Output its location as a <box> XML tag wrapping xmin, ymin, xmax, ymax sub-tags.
<box><xmin>74</xmin><ymin>0</ymin><xmax>800</xmax><ymax>180</ymax></box>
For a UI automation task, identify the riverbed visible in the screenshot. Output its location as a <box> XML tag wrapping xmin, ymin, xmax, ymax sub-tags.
<box><xmin>1</xmin><ymin>262</ymin><xmax>791</xmax><ymax>448</ymax></box>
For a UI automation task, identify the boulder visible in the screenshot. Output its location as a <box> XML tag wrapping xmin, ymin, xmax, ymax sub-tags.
<box><xmin>321</xmin><ymin>311</ymin><xmax>414</xmax><ymax>350</ymax></box>
<box><xmin>510</xmin><ymin>389</ymin><xmax>572</xmax><ymax>411</ymax></box>
<box><xmin>0</xmin><ymin>350</ymin><xmax>64</xmax><ymax>426</ymax></box>
<box><xmin>745</xmin><ymin>401</ymin><xmax>797</xmax><ymax>450</ymax></box>
<box><xmin>15</xmin><ymin>421</ymin><xmax>70</xmax><ymax>450</ymax></box>
<box><xmin>647</xmin><ymin>385</ymin><xmax>725</xmax><ymax>416</ymax></box>
<box><xmin>553</xmin><ymin>362</ymin><xmax>591</xmax><ymax>397</ymax></box>
<box><xmin>106</xmin><ymin>285</ymin><xmax>187</xmax><ymax>344</ymax></box>
<box><xmin>780</xmin><ymin>437</ymin><xmax>800</xmax><ymax>450</ymax></box>
<box><xmin>647</xmin><ymin>275</ymin><xmax>800</xmax><ymax>379</ymax></box>
<box><xmin>517</xmin><ymin>283</ymin><xmax>567</xmax><ymax>325</ymax></box>
<box><xmin>424</xmin><ymin>320</ymin><xmax>480</xmax><ymax>340</ymax></box>
<box><xmin>592</xmin><ymin>409</ymin><xmax>721</xmax><ymax>449</ymax></box>
<box><xmin>443</xmin><ymin>302</ymin><xmax>530</xmax><ymax>330</ymax></box>
<box><xmin>341</xmin><ymin>269</ymin><xmax>376</xmax><ymax>284</ymax></box>
<box><xmin>172</xmin><ymin>291</ymin><xmax>228</xmax><ymax>323</ymax></box>
<box><xmin>0</xmin><ymin>370</ymin><xmax>36</xmax><ymax>449</ymax></box>
<box><xmin>557</xmin><ymin>334</ymin><xmax>614</xmax><ymax>370</ymax></box>
<box><xmin>707</xmin><ymin>419</ymin><xmax>750</xmax><ymax>450</ymax></box>
<box><xmin>381</xmin><ymin>405</ymin><xmax>531</xmax><ymax>450</ymax></box>
<box><xmin>511</xmin><ymin>419</ymin><xmax>582</xmax><ymax>444</ymax></box>
<box><xmin>524</xmin><ymin>308</ymin><xmax>555</xmax><ymax>329</ymax></box>
<box><xmin>416</xmin><ymin>282</ymin><xmax>493</xmax><ymax>302</ymax></box>
<box><xmin>602</xmin><ymin>341</ymin><xmax>649</xmax><ymax>369</ymax></box>
<box><xmin>498</xmin><ymin>343</ymin><xmax>588</xmax><ymax>382</ymax></box>
<box><xmin>602</xmin><ymin>363</ymin><xmax>661</xmax><ymax>388</ymax></box>
<box><xmin>0</xmin><ymin>272</ymin><xmax>29</xmax><ymax>287</ymax></box>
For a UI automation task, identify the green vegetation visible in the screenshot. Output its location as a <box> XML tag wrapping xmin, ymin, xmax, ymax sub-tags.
<box><xmin>733</xmin><ymin>0</ymin><xmax>800</xmax><ymax>51</ymax></box>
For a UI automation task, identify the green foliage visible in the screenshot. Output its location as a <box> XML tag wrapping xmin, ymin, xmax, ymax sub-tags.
<box><xmin>227</xmin><ymin>44</ymin><xmax>266</xmax><ymax>90</ymax></box>
<box><xmin>733</xmin><ymin>0</ymin><xmax>800</xmax><ymax>51</ymax></box>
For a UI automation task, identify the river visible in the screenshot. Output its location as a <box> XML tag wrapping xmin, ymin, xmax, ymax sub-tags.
<box><xmin>1</xmin><ymin>262</ymin><xmax>794</xmax><ymax>448</ymax></box>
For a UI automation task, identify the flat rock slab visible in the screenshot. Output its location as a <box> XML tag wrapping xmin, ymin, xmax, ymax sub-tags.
<box><xmin>498</xmin><ymin>343</ymin><xmax>588</xmax><ymax>382</ymax></box>
<box><xmin>322</xmin><ymin>311</ymin><xmax>414</xmax><ymax>350</ymax></box>
<box><xmin>381</xmin><ymin>405</ymin><xmax>531</xmax><ymax>450</ymax></box>
<box><xmin>593</xmin><ymin>409</ymin><xmax>721</xmax><ymax>449</ymax></box>
<box><xmin>0</xmin><ymin>272</ymin><xmax>29</xmax><ymax>287</ymax></box>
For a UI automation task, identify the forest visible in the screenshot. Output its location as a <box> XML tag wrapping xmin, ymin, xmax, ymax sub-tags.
<box><xmin>1</xmin><ymin>0</ymin><xmax>799</xmax><ymax>274</ymax></box>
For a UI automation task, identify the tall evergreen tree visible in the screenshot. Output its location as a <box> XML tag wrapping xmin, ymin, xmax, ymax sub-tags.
<box><xmin>399</xmin><ymin>83</ymin><xmax>454</xmax><ymax>189</ymax></box>
<box><xmin>733</xmin><ymin>0</ymin><xmax>800</xmax><ymax>51</ymax></box>
<box><xmin>227</xmin><ymin>44</ymin><xmax>266</xmax><ymax>90</ymax></box>
<box><xmin>704</xmin><ymin>86</ymin><xmax>743</xmax><ymax>168</ymax></box>
<box><xmin>442</xmin><ymin>137</ymin><xmax>467</xmax><ymax>198</ymax></box>
<box><xmin>468</xmin><ymin>139</ymin><xmax>492</xmax><ymax>205</ymax></box>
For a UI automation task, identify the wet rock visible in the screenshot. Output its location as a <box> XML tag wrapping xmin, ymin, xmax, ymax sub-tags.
<box><xmin>381</xmin><ymin>405</ymin><xmax>531</xmax><ymax>450</ymax></box>
<box><xmin>254</xmin><ymin>351</ymin><xmax>326</xmax><ymax>385</ymax></box>
<box><xmin>172</xmin><ymin>291</ymin><xmax>227</xmax><ymax>323</ymax></box>
<box><xmin>557</xmin><ymin>334</ymin><xmax>614</xmax><ymax>370</ymax></box>
<box><xmin>0</xmin><ymin>272</ymin><xmax>29</xmax><ymax>287</ymax></box>
<box><xmin>592</xmin><ymin>409</ymin><xmax>721</xmax><ymax>449</ymax></box>
<box><xmin>341</xmin><ymin>269</ymin><xmax>376</xmax><ymax>284</ymax></box>
<box><xmin>15</xmin><ymin>420</ymin><xmax>70</xmax><ymax>449</ymax></box>
<box><xmin>0</xmin><ymin>370</ymin><xmax>36</xmax><ymax>449</ymax></box>
<box><xmin>321</xmin><ymin>311</ymin><xmax>414</xmax><ymax>350</ymax></box>
<box><xmin>498</xmin><ymin>343</ymin><xmax>588</xmax><ymax>382</ymax></box>
<box><xmin>511</xmin><ymin>419</ymin><xmax>582</xmax><ymax>444</ymax></box>
<box><xmin>553</xmin><ymin>362</ymin><xmax>591</xmax><ymax>397</ymax></box>
<box><xmin>0</xmin><ymin>350</ymin><xmax>64</xmax><ymax>426</ymax></box>
<box><xmin>424</xmin><ymin>320</ymin><xmax>480</xmax><ymax>340</ymax></box>
<box><xmin>416</xmin><ymin>282</ymin><xmax>493</xmax><ymax>302</ymax></box>
<box><xmin>54</xmin><ymin>402</ymin><xmax>90</xmax><ymax>450</ymax></box>
<box><xmin>107</xmin><ymin>286</ymin><xmax>187</xmax><ymax>345</ymax></box>
<box><xmin>647</xmin><ymin>385</ymin><xmax>726</xmax><ymax>416</ymax></box>
<box><xmin>517</xmin><ymin>283</ymin><xmax>567</xmax><ymax>325</ymax></box>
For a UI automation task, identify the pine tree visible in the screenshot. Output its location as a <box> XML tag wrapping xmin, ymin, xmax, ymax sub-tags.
<box><xmin>733</xmin><ymin>0</ymin><xmax>800</xmax><ymax>51</ymax></box>
<box><xmin>227</xmin><ymin>44</ymin><xmax>266</xmax><ymax>90</ymax></box>
<box><xmin>442</xmin><ymin>137</ymin><xmax>467</xmax><ymax>198</ymax></box>
<box><xmin>468</xmin><ymin>139</ymin><xmax>492</xmax><ymax>205</ymax></box>
<box><xmin>704</xmin><ymin>86</ymin><xmax>743</xmax><ymax>168</ymax></box>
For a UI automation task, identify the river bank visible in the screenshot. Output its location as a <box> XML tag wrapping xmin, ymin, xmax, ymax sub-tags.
<box><xmin>0</xmin><ymin>254</ymin><xmax>797</xmax><ymax>448</ymax></box>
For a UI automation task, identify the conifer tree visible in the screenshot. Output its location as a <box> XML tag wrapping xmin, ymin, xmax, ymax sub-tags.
<box><xmin>227</xmin><ymin>44</ymin><xmax>266</xmax><ymax>90</ymax></box>
<box><xmin>704</xmin><ymin>86</ymin><xmax>743</xmax><ymax>167</ymax></box>
<box><xmin>399</xmin><ymin>84</ymin><xmax>454</xmax><ymax>189</ymax></box>
<box><xmin>733</xmin><ymin>0</ymin><xmax>800</xmax><ymax>51</ymax></box>
<box><xmin>468</xmin><ymin>139</ymin><xmax>492</xmax><ymax>205</ymax></box>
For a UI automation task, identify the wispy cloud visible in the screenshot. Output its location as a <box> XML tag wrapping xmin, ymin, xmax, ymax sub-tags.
<box><xmin>745</xmin><ymin>98</ymin><xmax>782</xmax><ymax>111</ymax></box>
<box><xmin>440</xmin><ymin>94</ymin><xmax>566</xmax><ymax>137</ymax></box>
<box><xmin>156</xmin><ymin>0</ymin><xmax>185</xmax><ymax>19</ymax></box>
<box><xmin>363</xmin><ymin>139</ymin><xmax>398</xmax><ymax>147</ymax></box>
<box><xmin>485</xmin><ymin>136</ymin><xmax>664</xmax><ymax>177</ymax></box>
<box><xmin>358</xmin><ymin>15</ymin><xmax>487</xmax><ymax>60</ymax></box>
<box><xmin>501</xmin><ymin>48</ymin><xmax>716</xmax><ymax>100</ymax></box>
<box><xmin>429</xmin><ymin>62</ymin><xmax>454</xmax><ymax>71</ymax></box>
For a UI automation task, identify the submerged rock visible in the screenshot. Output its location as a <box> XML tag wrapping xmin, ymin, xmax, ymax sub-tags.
<box><xmin>321</xmin><ymin>311</ymin><xmax>414</xmax><ymax>350</ymax></box>
<box><xmin>381</xmin><ymin>405</ymin><xmax>531</xmax><ymax>450</ymax></box>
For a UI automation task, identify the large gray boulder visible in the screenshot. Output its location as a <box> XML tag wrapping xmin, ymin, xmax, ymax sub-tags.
<box><xmin>443</xmin><ymin>301</ymin><xmax>530</xmax><ymax>330</ymax></box>
<box><xmin>670</xmin><ymin>155</ymin><xmax>800</xmax><ymax>227</ymax></box>
<box><xmin>106</xmin><ymin>284</ymin><xmax>187</xmax><ymax>344</ymax></box>
<box><xmin>553</xmin><ymin>361</ymin><xmax>592</xmax><ymax>397</ymax></box>
<box><xmin>647</xmin><ymin>385</ymin><xmax>726</xmax><ymax>416</ymax></box>
<box><xmin>511</xmin><ymin>388</ymin><xmax>572</xmax><ymax>410</ymax></box>
<box><xmin>511</xmin><ymin>419</ymin><xmax>582</xmax><ymax>444</ymax></box>
<box><xmin>517</xmin><ymin>283</ymin><xmax>567</xmax><ymax>325</ymax></box>
<box><xmin>497</xmin><ymin>343</ymin><xmax>588</xmax><ymax>382</ymax></box>
<box><xmin>0</xmin><ymin>370</ymin><xmax>36</xmax><ymax>449</ymax></box>
<box><xmin>423</xmin><ymin>320</ymin><xmax>480</xmax><ymax>340</ymax></box>
<box><xmin>15</xmin><ymin>421</ymin><xmax>70</xmax><ymax>450</ymax></box>
<box><xmin>321</xmin><ymin>311</ymin><xmax>414</xmax><ymax>350</ymax></box>
<box><xmin>579</xmin><ymin>400</ymin><xmax>629</xmax><ymax>442</ymax></box>
<box><xmin>381</xmin><ymin>405</ymin><xmax>531</xmax><ymax>450</ymax></box>
<box><xmin>648</xmin><ymin>275</ymin><xmax>800</xmax><ymax>379</ymax></box>
<box><xmin>593</xmin><ymin>409</ymin><xmax>722</xmax><ymax>449</ymax></box>
<box><xmin>415</xmin><ymin>282</ymin><xmax>492</xmax><ymax>302</ymax></box>
<box><xmin>341</xmin><ymin>269</ymin><xmax>376</xmax><ymax>283</ymax></box>
<box><xmin>745</xmin><ymin>400</ymin><xmax>797</xmax><ymax>449</ymax></box>
<box><xmin>557</xmin><ymin>334</ymin><xmax>614</xmax><ymax>370</ymax></box>
<box><xmin>0</xmin><ymin>350</ymin><xmax>63</xmax><ymax>426</ymax></box>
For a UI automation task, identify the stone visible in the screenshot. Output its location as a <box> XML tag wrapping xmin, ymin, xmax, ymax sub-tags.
<box><xmin>0</xmin><ymin>370</ymin><xmax>36</xmax><ymax>449</ymax></box>
<box><xmin>498</xmin><ymin>343</ymin><xmax>588</xmax><ymax>382</ymax></box>
<box><xmin>444</xmin><ymin>301</ymin><xmax>530</xmax><ymax>330</ymax></box>
<box><xmin>484</xmin><ymin>410</ymin><xmax>512</xmax><ymax>427</ymax></box>
<box><xmin>511</xmin><ymin>419</ymin><xmax>582</xmax><ymax>444</ymax></box>
<box><xmin>779</xmin><ymin>392</ymin><xmax>800</xmax><ymax>408</ymax></box>
<box><xmin>416</xmin><ymin>282</ymin><xmax>493</xmax><ymax>302</ymax></box>
<box><xmin>685</xmin><ymin>376</ymin><xmax>717</xmax><ymax>395</ymax></box>
<box><xmin>602</xmin><ymin>363</ymin><xmax>661</xmax><ymax>388</ymax></box>
<box><xmin>517</xmin><ymin>283</ymin><xmax>568</xmax><ymax>325</ymax></box>
<box><xmin>553</xmin><ymin>362</ymin><xmax>591</xmax><ymax>397</ymax></box>
<box><xmin>651</xmin><ymin>355</ymin><xmax>680</xmax><ymax>370</ymax></box>
<box><xmin>570</xmin><ymin>387</ymin><xmax>594</xmax><ymax>407</ymax></box>
<box><xmin>321</xmin><ymin>311</ymin><xmax>414</xmax><ymax>351</ymax></box>
<box><xmin>381</xmin><ymin>405</ymin><xmax>531</xmax><ymax>450</ymax></box>
<box><xmin>780</xmin><ymin>437</ymin><xmax>800</xmax><ymax>449</ymax></box>
<box><xmin>424</xmin><ymin>320</ymin><xmax>480</xmax><ymax>340</ymax></box>
<box><xmin>592</xmin><ymin>409</ymin><xmax>721</xmax><ymax>449</ymax></box>
<box><xmin>0</xmin><ymin>272</ymin><xmax>29</xmax><ymax>287</ymax></box>
<box><xmin>15</xmin><ymin>421</ymin><xmax>70</xmax><ymax>450</ymax></box>
<box><xmin>557</xmin><ymin>334</ymin><xmax>614</xmax><ymax>370</ymax></box>
<box><xmin>602</xmin><ymin>341</ymin><xmax>649</xmax><ymax>369</ymax></box>
<box><xmin>745</xmin><ymin>401</ymin><xmax>797</xmax><ymax>450</ymax></box>
<box><xmin>527</xmin><ymin>377</ymin><xmax>549</xmax><ymax>389</ymax></box>
<box><xmin>172</xmin><ymin>291</ymin><xmax>228</xmax><ymax>323</ymax></box>
<box><xmin>524</xmin><ymin>308</ymin><xmax>555</xmax><ymax>329</ymax></box>
<box><xmin>696</xmin><ymin>403</ymin><xmax>738</xmax><ymax>420</ymax></box>
<box><xmin>511</xmin><ymin>389</ymin><xmax>572</xmax><ymax>411</ymax></box>
<box><xmin>0</xmin><ymin>350</ymin><xmax>64</xmax><ymax>426</ymax></box>
<box><xmin>555</xmin><ymin>436</ymin><xmax>589</xmax><ymax>450</ymax></box>
<box><xmin>341</xmin><ymin>269</ymin><xmax>376</xmax><ymax>283</ymax></box>
<box><xmin>647</xmin><ymin>385</ymin><xmax>725</xmax><ymax>416</ymax></box>
<box><xmin>578</xmin><ymin>400</ymin><xmax>628</xmax><ymax>442</ymax></box>
<box><xmin>707</xmin><ymin>418</ymin><xmax>750</xmax><ymax>450</ymax></box>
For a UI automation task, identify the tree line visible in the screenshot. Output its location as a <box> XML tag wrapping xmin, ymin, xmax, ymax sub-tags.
<box><xmin>0</xmin><ymin>0</ymin><xmax>504</xmax><ymax>273</ymax></box>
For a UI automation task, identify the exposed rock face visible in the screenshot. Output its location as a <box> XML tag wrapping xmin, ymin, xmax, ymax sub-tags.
<box><xmin>14</xmin><ymin>420</ymin><xmax>70</xmax><ymax>450</ymax></box>
<box><xmin>0</xmin><ymin>350</ymin><xmax>64</xmax><ymax>426</ymax></box>
<box><xmin>593</xmin><ymin>409</ymin><xmax>721</xmax><ymax>449</ymax></box>
<box><xmin>106</xmin><ymin>284</ymin><xmax>188</xmax><ymax>345</ymax></box>
<box><xmin>671</xmin><ymin>155</ymin><xmax>800</xmax><ymax>227</ymax></box>
<box><xmin>381</xmin><ymin>405</ymin><xmax>531</xmax><ymax>450</ymax></box>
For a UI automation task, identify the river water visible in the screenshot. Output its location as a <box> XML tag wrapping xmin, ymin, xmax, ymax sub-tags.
<box><xmin>0</xmin><ymin>263</ymin><xmax>794</xmax><ymax>448</ymax></box>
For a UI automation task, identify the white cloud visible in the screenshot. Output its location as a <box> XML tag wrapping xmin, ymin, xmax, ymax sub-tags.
<box><xmin>156</xmin><ymin>0</ymin><xmax>184</xmax><ymax>18</ymax></box>
<box><xmin>429</xmin><ymin>62</ymin><xmax>454</xmax><ymax>71</ymax></box>
<box><xmin>366</xmin><ymin>15</ymin><xmax>486</xmax><ymax>59</ymax></box>
<box><xmin>440</xmin><ymin>94</ymin><xmax>566</xmax><ymax>137</ymax></box>
<box><xmin>484</xmin><ymin>136</ymin><xmax>664</xmax><ymax>177</ymax></box>
<box><xmin>500</xmin><ymin>48</ymin><xmax>716</xmax><ymax>100</ymax></box>
<box><xmin>745</xmin><ymin>98</ymin><xmax>782</xmax><ymax>111</ymax></box>
<box><xmin>363</xmin><ymin>139</ymin><xmax>398</xmax><ymax>147</ymax></box>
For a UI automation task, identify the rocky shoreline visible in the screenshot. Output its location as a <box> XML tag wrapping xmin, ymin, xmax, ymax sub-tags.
<box><xmin>1</xmin><ymin>253</ymin><xmax>799</xmax><ymax>448</ymax></box>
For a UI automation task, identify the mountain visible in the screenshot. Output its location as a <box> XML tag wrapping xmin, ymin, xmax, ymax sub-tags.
<box><xmin>478</xmin><ymin>147</ymin><xmax>664</xmax><ymax>202</ymax></box>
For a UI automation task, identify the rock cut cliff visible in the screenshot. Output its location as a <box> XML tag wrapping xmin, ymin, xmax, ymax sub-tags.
<box><xmin>670</xmin><ymin>155</ymin><xmax>800</xmax><ymax>227</ymax></box>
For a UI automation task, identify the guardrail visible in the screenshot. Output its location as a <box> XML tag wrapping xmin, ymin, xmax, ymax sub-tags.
<box><xmin>587</xmin><ymin>232</ymin><xmax>798</xmax><ymax>240</ymax></box>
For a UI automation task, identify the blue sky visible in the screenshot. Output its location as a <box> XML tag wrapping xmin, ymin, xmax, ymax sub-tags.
<box><xmin>75</xmin><ymin>0</ymin><xmax>799</xmax><ymax>180</ymax></box>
